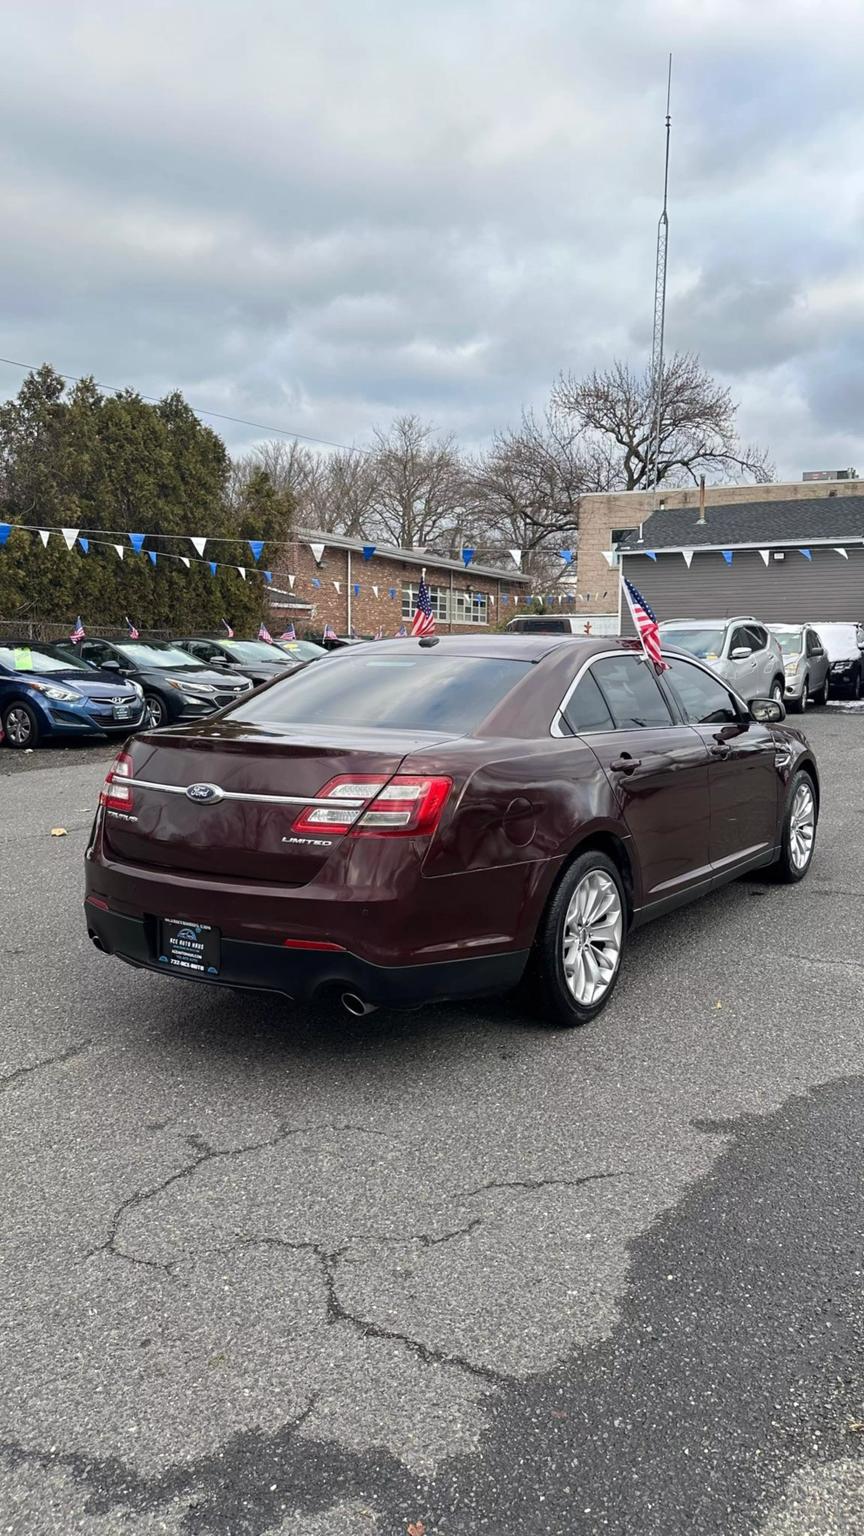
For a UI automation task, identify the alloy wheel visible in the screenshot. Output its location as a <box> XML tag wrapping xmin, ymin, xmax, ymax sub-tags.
<box><xmin>562</xmin><ymin>869</ymin><xmax>623</xmax><ymax>1007</ymax></box>
<box><xmin>789</xmin><ymin>781</ymin><xmax>816</xmax><ymax>871</ymax></box>
<box><xmin>771</xmin><ymin>681</ymin><xmax>784</xmax><ymax>703</ymax></box>
<box><xmin>5</xmin><ymin>706</ymin><xmax>33</xmax><ymax>747</ymax></box>
<box><xmin>146</xmin><ymin>695</ymin><xmax>165</xmax><ymax>728</ymax></box>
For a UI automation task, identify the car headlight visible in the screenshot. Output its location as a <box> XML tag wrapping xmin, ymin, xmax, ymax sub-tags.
<box><xmin>29</xmin><ymin>681</ymin><xmax>81</xmax><ymax>703</ymax></box>
<box><xmin>166</xmin><ymin>678</ymin><xmax>214</xmax><ymax>696</ymax></box>
<box><xmin>129</xmin><ymin>681</ymin><xmax>144</xmax><ymax>698</ymax></box>
<box><xmin>784</xmin><ymin>660</ymin><xmax>799</xmax><ymax>675</ymax></box>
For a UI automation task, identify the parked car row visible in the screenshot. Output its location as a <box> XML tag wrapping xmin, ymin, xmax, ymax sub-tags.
<box><xmin>657</xmin><ymin>616</ymin><xmax>864</xmax><ymax>712</ymax></box>
<box><xmin>0</xmin><ymin>633</ymin><xmax>328</xmax><ymax>747</ymax></box>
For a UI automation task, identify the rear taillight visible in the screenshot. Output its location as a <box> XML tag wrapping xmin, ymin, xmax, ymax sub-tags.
<box><xmin>292</xmin><ymin>773</ymin><xmax>452</xmax><ymax>838</ymax></box>
<box><xmin>99</xmin><ymin>752</ymin><xmax>134</xmax><ymax>812</ymax></box>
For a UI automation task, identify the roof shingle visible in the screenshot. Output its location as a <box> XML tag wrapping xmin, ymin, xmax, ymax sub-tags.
<box><xmin>618</xmin><ymin>494</ymin><xmax>864</xmax><ymax>553</ymax></box>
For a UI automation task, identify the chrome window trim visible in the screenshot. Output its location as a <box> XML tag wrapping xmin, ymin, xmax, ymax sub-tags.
<box><xmin>551</xmin><ymin>648</ymin><xmax>750</xmax><ymax>737</ymax></box>
<box><xmin>123</xmin><ymin>777</ymin><xmax>366</xmax><ymax>808</ymax></box>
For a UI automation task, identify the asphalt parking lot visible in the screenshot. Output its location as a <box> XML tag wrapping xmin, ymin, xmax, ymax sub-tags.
<box><xmin>1</xmin><ymin>710</ymin><xmax>864</xmax><ymax>1536</ymax></box>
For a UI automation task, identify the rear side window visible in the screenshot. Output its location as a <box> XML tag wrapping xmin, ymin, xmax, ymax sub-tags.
<box><xmin>561</xmin><ymin>670</ymin><xmax>615</xmax><ymax>735</ymax></box>
<box><xmin>589</xmin><ymin>656</ymin><xmax>673</xmax><ymax>728</ymax></box>
<box><xmin>665</xmin><ymin>658</ymin><xmax>739</xmax><ymax>725</ymax></box>
<box><xmin>228</xmin><ymin>653</ymin><xmax>533</xmax><ymax>733</ymax></box>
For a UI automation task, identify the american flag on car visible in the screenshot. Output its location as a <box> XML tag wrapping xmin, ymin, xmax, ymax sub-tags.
<box><xmin>70</xmin><ymin>615</ymin><xmax>85</xmax><ymax>643</ymax></box>
<box><xmin>622</xmin><ymin>576</ymin><xmax>668</xmax><ymax>672</ymax></box>
<box><xmin>410</xmin><ymin>576</ymin><xmax>436</xmax><ymax>637</ymax></box>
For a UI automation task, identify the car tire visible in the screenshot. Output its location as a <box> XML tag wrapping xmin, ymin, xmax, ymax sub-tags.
<box><xmin>770</xmin><ymin>678</ymin><xmax>785</xmax><ymax>703</ymax></box>
<box><xmin>812</xmin><ymin>677</ymin><xmax>829</xmax><ymax>707</ymax></box>
<box><xmin>144</xmin><ymin>692</ymin><xmax>167</xmax><ymax>728</ymax></box>
<box><xmin>528</xmin><ymin>850</ymin><xmax>627</xmax><ymax>1028</ymax></box>
<box><xmin>789</xmin><ymin>675</ymin><xmax>808</xmax><ymax>713</ymax></box>
<box><xmin>2</xmin><ymin>700</ymin><xmax>41</xmax><ymax>749</ymax></box>
<box><xmin>854</xmin><ymin>671</ymin><xmax>862</xmax><ymax>701</ymax></box>
<box><xmin>772</xmin><ymin>769</ymin><xmax>817</xmax><ymax>884</ymax></box>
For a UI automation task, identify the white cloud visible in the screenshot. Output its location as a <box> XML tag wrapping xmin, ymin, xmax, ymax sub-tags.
<box><xmin>2</xmin><ymin>0</ymin><xmax>864</xmax><ymax>474</ymax></box>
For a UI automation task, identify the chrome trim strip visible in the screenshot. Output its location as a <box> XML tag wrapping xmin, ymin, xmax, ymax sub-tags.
<box><xmin>124</xmin><ymin>777</ymin><xmax>366</xmax><ymax>808</ymax></box>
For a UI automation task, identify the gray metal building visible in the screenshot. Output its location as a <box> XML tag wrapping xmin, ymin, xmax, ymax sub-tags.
<box><xmin>618</xmin><ymin>494</ymin><xmax>864</xmax><ymax>625</ymax></box>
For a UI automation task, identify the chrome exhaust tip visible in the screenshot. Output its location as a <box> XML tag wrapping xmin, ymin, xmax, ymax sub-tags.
<box><xmin>341</xmin><ymin>992</ymin><xmax>377</xmax><ymax>1017</ymax></box>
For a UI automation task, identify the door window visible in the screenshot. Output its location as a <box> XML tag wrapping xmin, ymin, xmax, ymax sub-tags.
<box><xmin>560</xmin><ymin>670</ymin><xmax>615</xmax><ymax>735</ymax></box>
<box><xmin>665</xmin><ymin>658</ymin><xmax>740</xmax><ymax>725</ymax></box>
<box><xmin>80</xmin><ymin>641</ymin><xmax>110</xmax><ymax>665</ymax></box>
<box><xmin>805</xmin><ymin>630</ymin><xmax>822</xmax><ymax>657</ymax></box>
<box><xmin>729</xmin><ymin>627</ymin><xmax>756</xmax><ymax>655</ymax></box>
<box><xmin>745</xmin><ymin>625</ymin><xmax>767</xmax><ymax>651</ymax></box>
<box><xmin>589</xmin><ymin>656</ymin><xmax>673</xmax><ymax>729</ymax></box>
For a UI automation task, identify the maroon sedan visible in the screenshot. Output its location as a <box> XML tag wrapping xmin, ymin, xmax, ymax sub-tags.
<box><xmin>84</xmin><ymin>636</ymin><xmax>819</xmax><ymax>1027</ymax></box>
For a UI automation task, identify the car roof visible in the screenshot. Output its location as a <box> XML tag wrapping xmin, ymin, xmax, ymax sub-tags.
<box><xmin>660</xmin><ymin>616</ymin><xmax>761</xmax><ymax>627</ymax></box>
<box><xmin>337</xmin><ymin>634</ymin><xmax>636</xmax><ymax>662</ymax></box>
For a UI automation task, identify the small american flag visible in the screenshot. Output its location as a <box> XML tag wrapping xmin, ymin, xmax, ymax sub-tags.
<box><xmin>395</xmin><ymin>624</ymin><xmax>408</xmax><ymax>637</ymax></box>
<box><xmin>622</xmin><ymin>576</ymin><xmax>668</xmax><ymax>672</ymax></box>
<box><xmin>125</xmin><ymin>616</ymin><xmax>139</xmax><ymax>640</ymax></box>
<box><xmin>221</xmin><ymin>618</ymin><xmax>234</xmax><ymax>638</ymax></box>
<box><xmin>258</xmin><ymin>623</ymin><xmax>273</xmax><ymax>644</ymax></box>
<box><xmin>410</xmin><ymin>576</ymin><xmax>436</xmax><ymax>637</ymax></box>
<box><xmin>70</xmin><ymin>615</ymin><xmax>85</xmax><ymax>643</ymax></box>
<box><xmin>323</xmin><ymin>621</ymin><xmax>338</xmax><ymax>641</ymax></box>
<box><xmin>279</xmin><ymin>624</ymin><xmax>296</xmax><ymax>641</ymax></box>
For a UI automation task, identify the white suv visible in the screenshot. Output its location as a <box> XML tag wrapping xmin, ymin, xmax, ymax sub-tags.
<box><xmin>658</xmin><ymin>618</ymin><xmax>786</xmax><ymax>704</ymax></box>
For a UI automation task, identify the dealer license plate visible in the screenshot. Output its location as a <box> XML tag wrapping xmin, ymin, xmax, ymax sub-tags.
<box><xmin>112</xmin><ymin>702</ymin><xmax>133</xmax><ymax>719</ymax></box>
<box><xmin>158</xmin><ymin>919</ymin><xmax>221</xmax><ymax>976</ymax></box>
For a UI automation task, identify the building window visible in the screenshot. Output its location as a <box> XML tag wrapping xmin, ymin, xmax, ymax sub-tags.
<box><xmin>401</xmin><ymin>584</ymin><xmax>489</xmax><ymax>625</ymax></box>
<box><xmin>608</xmin><ymin>527</ymin><xmax>636</xmax><ymax>568</ymax></box>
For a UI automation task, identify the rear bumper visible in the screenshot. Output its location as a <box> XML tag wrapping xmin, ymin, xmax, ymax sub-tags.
<box><xmin>84</xmin><ymin>900</ymin><xmax>528</xmax><ymax>1008</ymax></box>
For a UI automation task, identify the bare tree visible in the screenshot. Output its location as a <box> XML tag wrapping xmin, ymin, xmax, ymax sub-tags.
<box><xmin>553</xmin><ymin>353</ymin><xmax>773</xmax><ymax>490</ymax></box>
<box><xmin>468</xmin><ymin>405</ymin><xmax>595</xmax><ymax>559</ymax></box>
<box><xmin>367</xmin><ymin>415</ymin><xmax>466</xmax><ymax>549</ymax></box>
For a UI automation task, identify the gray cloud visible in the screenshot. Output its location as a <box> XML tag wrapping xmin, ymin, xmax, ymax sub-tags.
<box><xmin>2</xmin><ymin>0</ymin><xmax>864</xmax><ymax>474</ymax></box>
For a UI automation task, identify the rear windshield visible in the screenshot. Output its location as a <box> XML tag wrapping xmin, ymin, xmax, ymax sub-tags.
<box><xmin>218</xmin><ymin>641</ymin><xmax>285</xmax><ymax>663</ymax></box>
<box><xmin>227</xmin><ymin>653</ymin><xmax>533</xmax><ymax>732</ymax></box>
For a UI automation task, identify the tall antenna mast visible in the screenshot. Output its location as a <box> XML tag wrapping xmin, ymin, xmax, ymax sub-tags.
<box><xmin>649</xmin><ymin>54</ymin><xmax>672</xmax><ymax>502</ymax></box>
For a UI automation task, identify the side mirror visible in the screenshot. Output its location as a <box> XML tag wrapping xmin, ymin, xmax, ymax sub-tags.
<box><xmin>750</xmin><ymin>697</ymin><xmax>785</xmax><ymax>724</ymax></box>
<box><xmin>729</xmin><ymin>646</ymin><xmax>750</xmax><ymax>661</ymax></box>
<box><xmin>100</xmin><ymin>658</ymin><xmax>121</xmax><ymax>671</ymax></box>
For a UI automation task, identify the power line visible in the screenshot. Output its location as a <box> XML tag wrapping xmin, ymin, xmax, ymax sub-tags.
<box><xmin>0</xmin><ymin>355</ymin><xmax>374</xmax><ymax>457</ymax></box>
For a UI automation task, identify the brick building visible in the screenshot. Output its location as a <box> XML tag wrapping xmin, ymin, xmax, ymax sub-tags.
<box><xmin>268</xmin><ymin>529</ymin><xmax>529</xmax><ymax>637</ymax></box>
<box><xmin>576</xmin><ymin>476</ymin><xmax>864</xmax><ymax>628</ymax></box>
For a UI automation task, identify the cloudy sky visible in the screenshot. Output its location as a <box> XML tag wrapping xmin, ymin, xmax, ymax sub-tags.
<box><xmin>3</xmin><ymin>0</ymin><xmax>864</xmax><ymax>478</ymax></box>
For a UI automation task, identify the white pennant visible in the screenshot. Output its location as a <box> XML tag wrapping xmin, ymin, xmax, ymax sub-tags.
<box><xmin>113</xmin><ymin>543</ymin><xmax>124</xmax><ymax>560</ymax></box>
<box><xmin>309</xmin><ymin>542</ymin><xmax>325</xmax><ymax>564</ymax></box>
<box><xmin>508</xmin><ymin>548</ymin><xmax>522</xmax><ymax>568</ymax></box>
<box><xmin>61</xmin><ymin>527</ymin><xmax>79</xmax><ymax>550</ymax></box>
<box><xmin>489</xmin><ymin>594</ymin><xmax>495</xmax><ymax>605</ymax></box>
<box><xmin>682</xmin><ymin>549</ymin><xmax>693</xmax><ymax>568</ymax></box>
<box><xmin>180</xmin><ymin>556</ymin><xmax>190</xmax><ymax>568</ymax></box>
<box><xmin>758</xmin><ymin>549</ymin><xmax>770</xmax><ymax>566</ymax></box>
<box><xmin>237</xmin><ymin>566</ymin><xmax>246</xmax><ymax>579</ymax></box>
<box><xmin>601</xmin><ymin>550</ymin><xmax>615</xmax><ymax>567</ymax></box>
<box><xmin>835</xmin><ymin>547</ymin><xmax>849</xmax><ymax>559</ymax></box>
<box><xmin>190</xmin><ymin>537</ymin><xmax>207</xmax><ymax>557</ymax></box>
<box><xmin>38</xmin><ymin>529</ymin><xmax>50</xmax><ymax>547</ymax></box>
<box><xmin>372</xmin><ymin>584</ymin><xmax>379</xmax><ymax>598</ymax></box>
<box><xmin>333</xmin><ymin>581</ymin><xmax>341</xmax><ymax>594</ymax></box>
<box><xmin>288</xmin><ymin>573</ymin><xmax>296</xmax><ymax>590</ymax></box>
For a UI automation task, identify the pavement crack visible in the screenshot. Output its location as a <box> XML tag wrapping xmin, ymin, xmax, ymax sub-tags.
<box><xmin>0</xmin><ymin>1038</ymin><xmax>92</xmax><ymax>1095</ymax></box>
<box><xmin>460</xmin><ymin>1170</ymin><xmax>622</xmax><ymax>1199</ymax></box>
<box><xmin>85</xmin><ymin>1121</ymin><xmax>388</xmax><ymax>1278</ymax></box>
<box><xmin>233</xmin><ymin>1234</ymin><xmax>506</xmax><ymax>1385</ymax></box>
<box><xmin>416</xmin><ymin>1217</ymin><xmax>484</xmax><ymax>1247</ymax></box>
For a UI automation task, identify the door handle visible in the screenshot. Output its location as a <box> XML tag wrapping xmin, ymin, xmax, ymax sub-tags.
<box><xmin>610</xmin><ymin>755</ymin><xmax>641</xmax><ymax>774</ymax></box>
<box><xmin>709</xmin><ymin>744</ymin><xmax>731</xmax><ymax>759</ymax></box>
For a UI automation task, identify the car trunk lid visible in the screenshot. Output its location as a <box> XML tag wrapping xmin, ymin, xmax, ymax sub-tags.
<box><xmin>102</xmin><ymin>720</ymin><xmax>455</xmax><ymax>883</ymax></box>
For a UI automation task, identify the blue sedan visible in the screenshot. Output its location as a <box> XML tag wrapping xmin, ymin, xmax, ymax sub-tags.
<box><xmin>0</xmin><ymin>642</ymin><xmax>147</xmax><ymax>748</ymax></box>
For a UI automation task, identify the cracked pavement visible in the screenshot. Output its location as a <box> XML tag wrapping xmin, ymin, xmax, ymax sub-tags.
<box><xmin>1</xmin><ymin>713</ymin><xmax>864</xmax><ymax>1533</ymax></box>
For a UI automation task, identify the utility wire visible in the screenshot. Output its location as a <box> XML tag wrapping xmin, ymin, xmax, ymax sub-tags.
<box><xmin>0</xmin><ymin>355</ymin><xmax>374</xmax><ymax>457</ymax></box>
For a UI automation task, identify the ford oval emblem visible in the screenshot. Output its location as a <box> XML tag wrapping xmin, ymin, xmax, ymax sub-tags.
<box><xmin>185</xmin><ymin>782</ymin><xmax>223</xmax><ymax>805</ymax></box>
